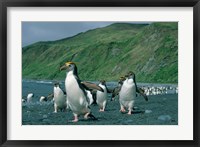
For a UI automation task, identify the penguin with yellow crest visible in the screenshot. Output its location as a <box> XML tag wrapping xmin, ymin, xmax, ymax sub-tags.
<box><xmin>60</xmin><ymin>61</ymin><xmax>104</xmax><ymax>122</ymax></box>
<box><xmin>119</xmin><ymin>71</ymin><xmax>148</xmax><ymax>115</ymax></box>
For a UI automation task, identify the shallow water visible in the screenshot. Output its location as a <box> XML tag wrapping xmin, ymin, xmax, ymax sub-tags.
<box><xmin>22</xmin><ymin>80</ymin><xmax>178</xmax><ymax>125</ymax></box>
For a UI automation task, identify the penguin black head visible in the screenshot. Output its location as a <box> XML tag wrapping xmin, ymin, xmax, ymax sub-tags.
<box><xmin>124</xmin><ymin>74</ymin><xmax>129</xmax><ymax>79</ymax></box>
<box><xmin>99</xmin><ymin>80</ymin><xmax>106</xmax><ymax>85</ymax></box>
<box><xmin>127</xmin><ymin>71</ymin><xmax>135</xmax><ymax>79</ymax></box>
<box><xmin>119</xmin><ymin>76</ymin><xmax>126</xmax><ymax>82</ymax></box>
<box><xmin>60</xmin><ymin>61</ymin><xmax>78</xmax><ymax>75</ymax></box>
<box><xmin>118</xmin><ymin>76</ymin><xmax>126</xmax><ymax>85</ymax></box>
<box><xmin>54</xmin><ymin>82</ymin><xmax>60</xmax><ymax>88</ymax></box>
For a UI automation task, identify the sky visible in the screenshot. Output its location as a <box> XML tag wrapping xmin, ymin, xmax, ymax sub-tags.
<box><xmin>22</xmin><ymin>22</ymin><xmax>118</xmax><ymax>47</ymax></box>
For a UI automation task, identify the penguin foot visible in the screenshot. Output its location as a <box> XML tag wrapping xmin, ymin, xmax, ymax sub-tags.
<box><xmin>71</xmin><ymin>116</ymin><xmax>79</xmax><ymax>122</ymax></box>
<box><xmin>84</xmin><ymin>113</ymin><xmax>90</xmax><ymax>119</ymax></box>
<box><xmin>128</xmin><ymin>110</ymin><xmax>133</xmax><ymax>115</ymax></box>
<box><xmin>71</xmin><ymin>119</ymin><xmax>78</xmax><ymax>122</ymax></box>
<box><xmin>120</xmin><ymin>108</ymin><xmax>126</xmax><ymax>112</ymax></box>
<box><xmin>99</xmin><ymin>109</ymin><xmax>105</xmax><ymax>112</ymax></box>
<box><xmin>127</xmin><ymin>112</ymin><xmax>132</xmax><ymax>115</ymax></box>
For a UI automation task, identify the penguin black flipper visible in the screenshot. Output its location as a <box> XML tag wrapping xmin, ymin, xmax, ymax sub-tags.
<box><xmin>81</xmin><ymin>81</ymin><xmax>104</xmax><ymax>92</ymax></box>
<box><xmin>106</xmin><ymin>86</ymin><xmax>112</xmax><ymax>93</ymax></box>
<box><xmin>136</xmin><ymin>87</ymin><xmax>148</xmax><ymax>101</ymax></box>
<box><xmin>134</xmin><ymin>74</ymin><xmax>148</xmax><ymax>101</ymax></box>
<box><xmin>47</xmin><ymin>93</ymin><xmax>54</xmax><ymax>100</ymax></box>
<box><xmin>72</xmin><ymin>77</ymin><xmax>97</xmax><ymax>105</ymax></box>
<box><xmin>112</xmin><ymin>87</ymin><xmax>121</xmax><ymax>97</ymax></box>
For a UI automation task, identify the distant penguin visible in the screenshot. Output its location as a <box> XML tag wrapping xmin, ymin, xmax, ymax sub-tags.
<box><xmin>27</xmin><ymin>93</ymin><xmax>34</xmax><ymax>103</ymax></box>
<box><xmin>60</xmin><ymin>61</ymin><xmax>104</xmax><ymax>122</ymax></box>
<box><xmin>86</xmin><ymin>90</ymin><xmax>94</xmax><ymax>105</ymax></box>
<box><xmin>119</xmin><ymin>71</ymin><xmax>136</xmax><ymax>115</ymax></box>
<box><xmin>22</xmin><ymin>98</ymin><xmax>26</xmax><ymax>103</ymax></box>
<box><xmin>40</xmin><ymin>96</ymin><xmax>47</xmax><ymax>102</ymax></box>
<box><xmin>96</xmin><ymin>80</ymin><xmax>108</xmax><ymax>112</ymax></box>
<box><xmin>53</xmin><ymin>83</ymin><xmax>67</xmax><ymax>113</ymax></box>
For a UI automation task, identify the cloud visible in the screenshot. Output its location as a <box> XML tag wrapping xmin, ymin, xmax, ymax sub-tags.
<box><xmin>22</xmin><ymin>21</ymin><xmax>151</xmax><ymax>47</ymax></box>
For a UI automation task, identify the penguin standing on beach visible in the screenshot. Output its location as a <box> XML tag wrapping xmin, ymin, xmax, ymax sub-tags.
<box><xmin>40</xmin><ymin>96</ymin><xmax>48</xmax><ymax>102</ymax></box>
<box><xmin>53</xmin><ymin>83</ymin><xmax>68</xmax><ymax>113</ymax></box>
<box><xmin>85</xmin><ymin>90</ymin><xmax>94</xmax><ymax>105</ymax></box>
<box><xmin>96</xmin><ymin>80</ymin><xmax>108</xmax><ymax>112</ymax></box>
<box><xmin>119</xmin><ymin>71</ymin><xmax>137</xmax><ymax>115</ymax></box>
<box><xmin>60</xmin><ymin>61</ymin><xmax>104</xmax><ymax>122</ymax></box>
<box><xmin>27</xmin><ymin>93</ymin><xmax>34</xmax><ymax>103</ymax></box>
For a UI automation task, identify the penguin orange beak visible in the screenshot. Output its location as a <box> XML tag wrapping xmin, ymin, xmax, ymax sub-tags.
<box><xmin>60</xmin><ymin>64</ymin><xmax>68</xmax><ymax>71</ymax></box>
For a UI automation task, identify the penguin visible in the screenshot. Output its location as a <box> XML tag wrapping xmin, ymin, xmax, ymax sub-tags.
<box><xmin>85</xmin><ymin>90</ymin><xmax>94</xmax><ymax>105</ymax></box>
<box><xmin>40</xmin><ymin>96</ymin><xmax>48</xmax><ymax>102</ymax></box>
<box><xmin>22</xmin><ymin>98</ymin><xmax>26</xmax><ymax>103</ymax></box>
<box><xmin>119</xmin><ymin>71</ymin><xmax>137</xmax><ymax>115</ymax></box>
<box><xmin>53</xmin><ymin>83</ymin><xmax>67</xmax><ymax>113</ymax></box>
<box><xmin>60</xmin><ymin>61</ymin><xmax>104</xmax><ymax>122</ymax></box>
<box><xmin>96</xmin><ymin>80</ymin><xmax>108</xmax><ymax>112</ymax></box>
<box><xmin>111</xmin><ymin>74</ymin><xmax>148</xmax><ymax>102</ymax></box>
<box><xmin>27</xmin><ymin>93</ymin><xmax>34</xmax><ymax>103</ymax></box>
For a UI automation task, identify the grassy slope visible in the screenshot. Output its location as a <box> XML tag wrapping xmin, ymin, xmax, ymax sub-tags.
<box><xmin>22</xmin><ymin>22</ymin><xmax>178</xmax><ymax>83</ymax></box>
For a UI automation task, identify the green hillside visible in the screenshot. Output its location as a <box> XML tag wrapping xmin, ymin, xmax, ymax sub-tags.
<box><xmin>22</xmin><ymin>22</ymin><xmax>178</xmax><ymax>83</ymax></box>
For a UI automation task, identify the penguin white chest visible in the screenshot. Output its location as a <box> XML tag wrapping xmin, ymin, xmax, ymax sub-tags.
<box><xmin>65</xmin><ymin>72</ymin><xmax>88</xmax><ymax>114</ymax></box>
<box><xmin>54</xmin><ymin>87</ymin><xmax>66</xmax><ymax>107</ymax></box>
<box><xmin>96</xmin><ymin>84</ymin><xmax>107</xmax><ymax>103</ymax></box>
<box><xmin>86</xmin><ymin>90</ymin><xmax>94</xmax><ymax>105</ymax></box>
<box><xmin>27</xmin><ymin>93</ymin><xmax>34</xmax><ymax>103</ymax></box>
<box><xmin>96</xmin><ymin>84</ymin><xmax>107</xmax><ymax>110</ymax></box>
<box><xmin>119</xmin><ymin>79</ymin><xmax>136</xmax><ymax>101</ymax></box>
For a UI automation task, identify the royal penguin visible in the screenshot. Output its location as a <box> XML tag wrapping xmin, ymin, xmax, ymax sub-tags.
<box><xmin>40</xmin><ymin>96</ymin><xmax>48</xmax><ymax>102</ymax></box>
<box><xmin>22</xmin><ymin>97</ymin><xmax>26</xmax><ymax>103</ymax></box>
<box><xmin>27</xmin><ymin>93</ymin><xmax>34</xmax><ymax>103</ymax></box>
<box><xmin>60</xmin><ymin>61</ymin><xmax>104</xmax><ymax>122</ymax></box>
<box><xmin>85</xmin><ymin>90</ymin><xmax>94</xmax><ymax>105</ymax></box>
<box><xmin>96</xmin><ymin>80</ymin><xmax>108</xmax><ymax>112</ymax></box>
<box><xmin>53</xmin><ymin>83</ymin><xmax>67</xmax><ymax>113</ymax></box>
<box><xmin>119</xmin><ymin>71</ymin><xmax>137</xmax><ymax>115</ymax></box>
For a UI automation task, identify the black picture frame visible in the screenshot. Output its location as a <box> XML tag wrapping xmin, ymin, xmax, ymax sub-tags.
<box><xmin>0</xmin><ymin>0</ymin><xmax>199</xmax><ymax>146</ymax></box>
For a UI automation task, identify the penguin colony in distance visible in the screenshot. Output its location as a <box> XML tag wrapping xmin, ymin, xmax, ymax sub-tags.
<box><xmin>60</xmin><ymin>61</ymin><xmax>104</xmax><ymax>122</ymax></box>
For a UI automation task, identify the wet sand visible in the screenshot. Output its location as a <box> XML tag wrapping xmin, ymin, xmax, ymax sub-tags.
<box><xmin>22</xmin><ymin>94</ymin><xmax>178</xmax><ymax>125</ymax></box>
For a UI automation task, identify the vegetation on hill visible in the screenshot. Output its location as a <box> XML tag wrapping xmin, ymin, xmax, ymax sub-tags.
<box><xmin>22</xmin><ymin>22</ymin><xmax>178</xmax><ymax>83</ymax></box>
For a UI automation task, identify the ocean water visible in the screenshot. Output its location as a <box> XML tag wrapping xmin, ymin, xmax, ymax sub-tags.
<box><xmin>22</xmin><ymin>79</ymin><xmax>178</xmax><ymax>99</ymax></box>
